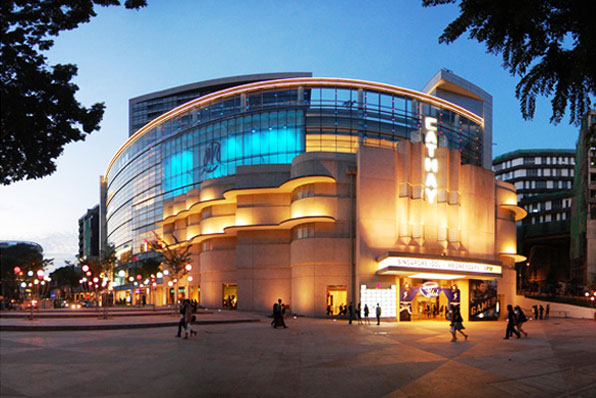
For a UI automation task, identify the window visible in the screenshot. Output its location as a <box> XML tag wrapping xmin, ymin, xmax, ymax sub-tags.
<box><xmin>293</xmin><ymin>223</ymin><xmax>315</xmax><ymax>239</ymax></box>
<box><xmin>527</xmin><ymin>169</ymin><xmax>538</xmax><ymax>177</ymax></box>
<box><xmin>553</xmin><ymin>199</ymin><xmax>562</xmax><ymax>209</ymax></box>
<box><xmin>523</xmin><ymin>156</ymin><xmax>535</xmax><ymax>165</ymax></box>
<box><xmin>536</xmin><ymin>181</ymin><xmax>546</xmax><ymax>189</ymax></box>
<box><xmin>292</xmin><ymin>184</ymin><xmax>315</xmax><ymax>201</ymax></box>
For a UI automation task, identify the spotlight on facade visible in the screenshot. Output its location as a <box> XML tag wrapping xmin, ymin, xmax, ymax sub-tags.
<box><xmin>118</xmin><ymin>270</ymin><xmax>126</xmax><ymax>278</ymax></box>
<box><xmin>185</xmin><ymin>264</ymin><xmax>192</xmax><ymax>272</ymax></box>
<box><xmin>82</xmin><ymin>265</ymin><xmax>89</xmax><ymax>272</ymax></box>
<box><xmin>157</xmin><ymin>272</ymin><xmax>163</xmax><ymax>278</ymax></box>
<box><xmin>188</xmin><ymin>276</ymin><xmax>193</xmax><ymax>282</ymax></box>
<box><xmin>27</xmin><ymin>270</ymin><xmax>34</xmax><ymax>277</ymax></box>
<box><xmin>163</xmin><ymin>270</ymin><xmax>169</xmax><ymax>276</ymax></box>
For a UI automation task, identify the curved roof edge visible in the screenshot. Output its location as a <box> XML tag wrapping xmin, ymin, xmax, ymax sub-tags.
<box><xmin>108</xmin><ymin>77</ymin><xmax>485</xmax><ymax>178</ymax></box>
<box><xmin>129</xmin><ymin>72</ymin><xmax>313</xmax><ymax>104</ymax></box>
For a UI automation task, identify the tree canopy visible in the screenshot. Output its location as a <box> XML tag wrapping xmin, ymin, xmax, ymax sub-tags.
<box><xmin>0</xmin><ymin>0</ymin><xmax>147</xmax><ymax>185</ymax></box>
<box><xmin>423</xmin><ymin>0</ymin><xmax>595</xmax><ymax>125</ymax></box>
<box><xmin>0</xmin><ymin>242</ymin><xmax>52</xmax><ymax>300</ymax></box>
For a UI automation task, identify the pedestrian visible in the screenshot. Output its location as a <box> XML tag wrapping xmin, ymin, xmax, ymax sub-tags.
<box><xmin>348</xmin><ymin>302</ymin><xmax>353</xmax><ymax>325</ymax></box>
<box><xmin>545</xmin><ymin>304</ymin><xmax>550</xmax><ymax>320</ymax></box>
<box><xmin>364</xmin><ymin>304</ymin><xmax>370</xmax><ymax>325</ymax></box>
<box><xmin>539</xmin><ymin>305</ymin><xmax>544</xmax><ymax>320</ymax></box>
<box><xmin>273</xmin><ymin>298</ymin><xmax>287</xmax><ymax>328</ymax></box>
<box><xmin>271</xmin><ymin>300</ymin><xmax>279</xmax><ymax>327</ymax></box>
<box><xmin>176</xmin><ymin>299</ymin><xmax>187</xmax><ymax>338</ymax></box>
<box><xmin>327</xmin><ymin>304</ymin><xmax>332</xmax><ymax>316</ymax></box>
<box><xmin>532</xmin><ymin>305</ymin><xmax>538</xmax><ymax>320</ymax></box>
<box><xmin>357</xmin><ymin>302</ymin><xmax>363</xmax><ymax>325</ymax></box>
<box><xmin>504</xmin><ymin>304</ymin><xmax>521</xmax><ymax>339</ymax></box>
<box><xmin>376</xmin><ymin>303</ymin><xmax>382</xmax><ymax>325</ymax></box>
<box><xmin>448</xmin><ymin>305</ymin><xmax>468</xmax><ymax>342</ymax></box>
<box><xmin>184</xmin><ymin>299</ymin><xmax>196</xmax><ymax>339</ymax></box>
<box><xmin>514</xmin><ymin>305</ymin><xmax>528</xmax><ymax>337</ymax></box>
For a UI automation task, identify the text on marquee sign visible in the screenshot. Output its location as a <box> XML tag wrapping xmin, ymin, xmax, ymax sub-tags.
<box><xmin>380</xmin><ymin>257</ymin><xmax>502</xmax><ymax>275</ymax></box>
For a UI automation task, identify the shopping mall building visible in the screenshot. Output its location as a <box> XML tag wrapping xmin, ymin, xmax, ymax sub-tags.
<box><xmin>103</xmin><ymin>70</ymin><xmax>525</xmax><ymax>321</ymax></box>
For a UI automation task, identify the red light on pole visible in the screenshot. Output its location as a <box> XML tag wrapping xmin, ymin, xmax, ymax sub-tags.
<box><xmin>13</xmin><ymin>266</ymin><xmax>21</xmax><ymax>274</ymax></box>
<box><xmin>136</xmin><ymin>274</ymin><xmax>142</xmax><ymax>280</ymax></box>
<box><xmin>86</xmin><ymin>271</ymin><xmax>92</xmax><ymax>277</ymax></box>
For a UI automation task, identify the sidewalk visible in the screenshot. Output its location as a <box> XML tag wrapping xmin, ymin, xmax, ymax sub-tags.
<box><xmin>2</xmin><ymin>317</ymin><xmax>595</xmax><ymax>397</ymax></box>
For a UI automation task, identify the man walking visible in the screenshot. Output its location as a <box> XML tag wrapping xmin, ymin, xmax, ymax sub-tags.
<box><xmin>376</xmin><ymin>303</ymin><xmax>382</xmax><ymax>325</ymax></box>
<box><xmin>273</xmin><ymin>298</ymin><xmax>287</xmax><ymax>328</ymax></box>
<box><xmin>348</xmin><ymin>302</ymin><xmax>354</xmax><ymax>325</ymax></box>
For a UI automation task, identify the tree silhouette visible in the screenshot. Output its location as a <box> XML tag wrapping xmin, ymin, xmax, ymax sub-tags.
<box><xmin>1</xmin><ymin>0</ymin><xmax>147</xmax><ymax>184</ymax></box>
<box><xmin>423</xmin><ymin>0</ymin><xmax>595</xmax><ymax>125</ymax></box>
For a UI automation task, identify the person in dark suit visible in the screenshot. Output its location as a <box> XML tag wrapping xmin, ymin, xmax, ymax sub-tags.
<box><xmin>272</xmin><ymin>298</ymin><xmax>287</xmax><ymax>328</ymax></box>
<box><xmin>348</xmin><ymin>302</ymin><xmax>354</xmax><ymax>325</ymax></box>
<box><xmin>504</xmin><ymin>305</ymin><xmax>521</xmax><ymax>339</ymax></box>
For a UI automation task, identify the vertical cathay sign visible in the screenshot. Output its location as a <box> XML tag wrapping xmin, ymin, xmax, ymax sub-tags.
<box><xmin>424</xmin><ymin>116</ymin><xmax>438</xmax><ymax>203</ymax></box>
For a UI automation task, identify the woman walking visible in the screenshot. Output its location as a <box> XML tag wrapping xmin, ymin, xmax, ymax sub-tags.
<box><xmin>504</xmin><ymin>304</ymin><xmax>521</xmax><ymax>339</ymax></box>
<box><xmin>514</xmin><ymin>305</ymin><xmax>528</xmax><ymax>337</ymax></box>
<box><xmin>448</xmin><ymin>305</ymin><xmax>468</xmax><ymax>342</ymax></box>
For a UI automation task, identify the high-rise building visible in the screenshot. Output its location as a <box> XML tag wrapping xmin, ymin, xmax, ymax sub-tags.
<box><xmin>570</xmin><ymin>110</ymin><xmax>596</xmax><ymax>286</ymax></box>
<box><xmin>78</xmin><ymin>205</ymin><xmax>99</xmax><ymax>260</ymax></box>
<box><xmin>493</xmin><ymin>149</ymin><xmax>575</xmax><ymax>291</ymax></box>
<box><xmin>102</xmin><ymin>71</ymin><xmax>523</xmax><ymax>320</ymax></box>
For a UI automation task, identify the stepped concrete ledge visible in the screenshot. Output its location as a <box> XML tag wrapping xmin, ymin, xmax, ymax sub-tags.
<box><xmin>0</xmin><ymin>308</ymin><xmax>261</xmax><ymax>332</ymax></box>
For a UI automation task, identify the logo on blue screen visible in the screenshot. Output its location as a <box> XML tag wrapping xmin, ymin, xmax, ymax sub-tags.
<box><xmin>201</xmin><ymin>141</ymin><xmax>220</xmax><ymax>175</ymax></box>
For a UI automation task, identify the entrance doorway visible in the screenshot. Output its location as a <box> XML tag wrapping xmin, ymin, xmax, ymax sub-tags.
<box><xmin>400</xmin><ymin>279</ymin><xmax>461</xmax><ymax>321</ymax></box>
<box><xmin>223</xmin><ymin>283</ymin><xmax>237</xmax><ymax>309</ymax></box>
<box><xmin>411</xmin><ymin>290</ymin><xmax>449</xmax><ymax>320</ymax></box>
<box><xmin>326</xmin><ymin>285</ymin><xmax>347</xmax><ymax>315</ymax></box>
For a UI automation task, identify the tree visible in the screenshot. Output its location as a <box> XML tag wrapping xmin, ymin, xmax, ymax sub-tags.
<box><xmin>0</xmin><ymin>242</ymin><xmax>45</xmax><ymax>300</ymax></box>
<box><xmin>422</xmin><ymin>0</ymin><xmax>595</xmax><ymax>125</ymax></box>
<box><xmin>0</xmin><ymin>0</ymin><xmax>147</xmax><ymax>185</ymax></box>
<box><xmin>100</xmin><ymin>243</ymin><xmax>118</xmax><ymax>285</ymax></box>
<box><xmin>148</xmin><ymin>233</ymin><xmax>192</xmax><ymax>307</ymax></box>
<box><xmin>50</xmin><ymin>262</ymin><xmax>83</xmax><ymax>301</ymax></box>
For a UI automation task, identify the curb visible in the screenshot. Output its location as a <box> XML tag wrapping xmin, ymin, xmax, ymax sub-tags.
<box><xmin>0</xmin><ymin>311</ymin><xmax>212</xmax><ymax>319</ymax></box>
<box><xmin>0</xmin><ymin>318</ymin><xmax>260</xmax><ymax>332</ymax></box>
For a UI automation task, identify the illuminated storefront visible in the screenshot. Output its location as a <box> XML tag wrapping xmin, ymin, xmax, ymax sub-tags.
<box><xmin>104</xmin><ymin>71</ymin><xmax>524</xmax><ymax>319</ymax></box>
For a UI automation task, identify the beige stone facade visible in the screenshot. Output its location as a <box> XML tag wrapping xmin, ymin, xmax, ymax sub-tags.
<box><xmin>156</xmin><ymin>139</ymin><xmax>524</xmax><ymax>321</ymax></box>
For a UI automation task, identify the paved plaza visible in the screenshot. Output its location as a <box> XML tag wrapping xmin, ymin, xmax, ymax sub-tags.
<box><xmin>1</xmin><ymin>314</ymin><xmax>595</xmax><ymax>398</ymax></box>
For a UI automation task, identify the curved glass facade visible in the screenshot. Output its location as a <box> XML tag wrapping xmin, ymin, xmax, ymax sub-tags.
<box><xmin>105</xmin><ymin>78</ymin><xmax>484</xmax><ymax>256</ymax></box>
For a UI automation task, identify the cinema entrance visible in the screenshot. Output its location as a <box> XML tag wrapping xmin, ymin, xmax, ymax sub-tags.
<box><xmin>399</xmin><ymin>279</ymin><xmax>461</xmax><ymax>321</ymax></box>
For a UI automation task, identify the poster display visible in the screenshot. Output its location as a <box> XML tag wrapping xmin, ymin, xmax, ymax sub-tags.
<box><xmin>469</xmin><ymin>279</ymin><xmax>499</xmax><ymax>321</ymax></box>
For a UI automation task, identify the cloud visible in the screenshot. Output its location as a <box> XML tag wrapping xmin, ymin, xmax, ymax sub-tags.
<box><xmin>1</xmin><ymin>231</ymin><xmax>78</xmax><ymax>271</ymax></box>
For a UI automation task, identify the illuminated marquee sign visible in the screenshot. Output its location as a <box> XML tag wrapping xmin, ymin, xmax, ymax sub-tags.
<box><xmin>379</xmin><ymin>256</ymin><xmax>502</xmax><ymax>276</ymax></box>
<box><xmin>424</xmin><ymin>116</ymin><xmax>438</xmax><ymax>203</ymax></box>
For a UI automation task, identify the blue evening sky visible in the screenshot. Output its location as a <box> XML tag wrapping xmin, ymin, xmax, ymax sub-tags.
<box><xmin>0</xmin><ymin>0</ymin><xmax>579</xmax><ymax>267</ymax></box>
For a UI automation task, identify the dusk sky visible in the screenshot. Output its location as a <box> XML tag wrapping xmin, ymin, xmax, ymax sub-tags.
<box><xmin>0</xmin><ymin>0</ymin><xmax>579</xmax><ymax>268</ymax></box>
